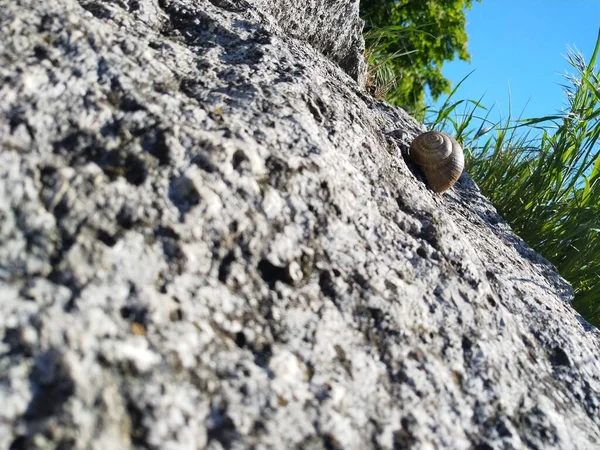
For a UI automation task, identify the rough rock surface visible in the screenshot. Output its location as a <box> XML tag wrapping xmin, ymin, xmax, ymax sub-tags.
<box><xmin>1</xmin><ymin>0</ymin><xmax>599</xmax><ymax>449</ymax></box>
<box><xmin>244</xmin><ymin>0</ymin><xmax>366</xmax><ymax>84</ymax></box>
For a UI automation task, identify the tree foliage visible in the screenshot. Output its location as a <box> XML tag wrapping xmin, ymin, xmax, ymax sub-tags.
<box><xmin>361</xmin><ymin>0</ymin><xmax>479</xmax><ymax>117</ymax></box>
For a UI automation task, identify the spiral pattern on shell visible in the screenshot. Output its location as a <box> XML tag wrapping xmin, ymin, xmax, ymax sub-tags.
<box><xmin>409</xmin><ymin>131</ymin><xmax>464</xmax><ymax>193</ymax></box>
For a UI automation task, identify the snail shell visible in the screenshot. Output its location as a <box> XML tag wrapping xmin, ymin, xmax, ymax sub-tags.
<box><xmin>409</xmin><ymin>131</ymin><xmax>464</xmax><ymax>193</ymax></box>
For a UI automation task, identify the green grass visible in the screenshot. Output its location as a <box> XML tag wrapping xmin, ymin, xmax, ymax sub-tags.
<box><xmin>423</xmin><ymin>30</ymin><xmax>600</xmax><ymax>326</ymax></box>
<box><xmin>363</xmin><ymin>26</ymin><xmax>417</xmax><ymax>103</ymax></box>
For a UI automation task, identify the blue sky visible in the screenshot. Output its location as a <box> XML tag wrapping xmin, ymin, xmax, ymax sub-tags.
<box><xmin>431</xmin><ymin>0</ymin><xmax>600</xmax><ymax>122</ymax></box>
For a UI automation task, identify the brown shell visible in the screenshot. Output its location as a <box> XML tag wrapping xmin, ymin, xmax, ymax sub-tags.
<box><xmin>409</xmin><ymin>131</ymin><xmax>464</xmax><ymax>193</ymax></box>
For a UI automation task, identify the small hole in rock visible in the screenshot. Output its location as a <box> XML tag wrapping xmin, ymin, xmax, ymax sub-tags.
<box><xmin>235</xmin><ymin>331</ymin><xmax>246</xmax><ymax>348</ymax></box>
<box><xmin>97</xmin><ymin>229</ymin><xmax>117</xmax><ymax>247</ymax></box>
<box><xmin>232</xmin><ymin>149</ymin><xmax>250</xmax><ymax>172</ymax></box>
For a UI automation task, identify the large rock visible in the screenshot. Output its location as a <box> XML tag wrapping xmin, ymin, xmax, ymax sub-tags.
<box><xmin>244</xmin><ymin>0</ymin><xmax>366</xmax><ymax>83</ymax></box>
<box><xmin>1</xmin><ymin>0</ymin><xmax>599</xmax><ymax>449</ymax></box>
